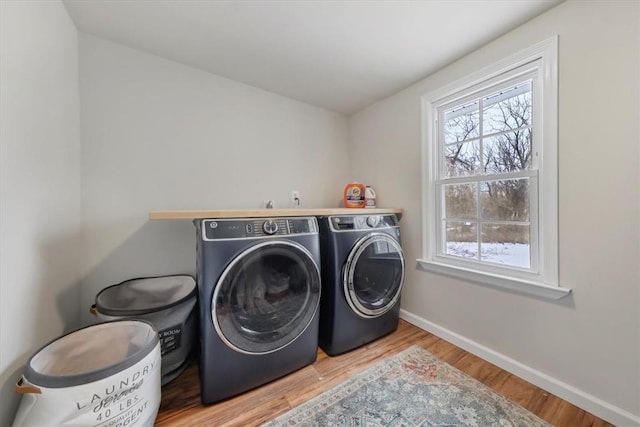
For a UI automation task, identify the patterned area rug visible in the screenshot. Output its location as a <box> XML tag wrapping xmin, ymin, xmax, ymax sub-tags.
<box><xmin>262</xmin><ymin>346</ymin><xmax>550</xmax><ymax>427</ymax></box>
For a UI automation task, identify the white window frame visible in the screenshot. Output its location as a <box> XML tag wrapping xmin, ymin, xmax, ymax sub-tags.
<box><xmin>419</xmin><ymin>36</ymin><xmax>571</xmax><ymax>300</ymax></box>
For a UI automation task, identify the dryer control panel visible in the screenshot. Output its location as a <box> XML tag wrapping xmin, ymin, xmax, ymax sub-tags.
<box><xmin>329</xmin><ymin>214</ymin><xmax>398</xmax><ymax>232</ymax></box>
<box><xmin>201</xmin><ymin>217</ymin><xmax>318</xmax><ymax>240</ymax></box>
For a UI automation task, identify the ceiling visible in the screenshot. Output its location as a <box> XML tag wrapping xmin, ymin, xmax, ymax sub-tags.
<box><xmin>63</xmin><ymin>0</ymin><xmax>562</xmax><ymax>115</ymax></box>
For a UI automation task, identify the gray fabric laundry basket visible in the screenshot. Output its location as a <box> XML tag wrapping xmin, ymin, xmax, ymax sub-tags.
<box><xmin>13</xmin><ymin>320</ymin><xmax>161</xmax><ymax>427</ymax></box>
<box><xmin>91</xmin><ymin>275</ymin><xmax>197</xmax><ymax>385</ymax></box>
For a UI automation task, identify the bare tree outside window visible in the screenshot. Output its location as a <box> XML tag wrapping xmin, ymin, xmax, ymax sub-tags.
<box><xmin>423</xmin><ymin>40</ymin><xmax>560</xmax><ymax>293</ymax></box>
<box><xmin>441</xmin><ymin>83</ymin><xmax>532</xmax><ymax>268</ymax></box>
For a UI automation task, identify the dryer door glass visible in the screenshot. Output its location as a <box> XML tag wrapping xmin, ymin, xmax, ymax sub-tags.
<box><xmin>213</xmin><ymin>241</ymin><xmax>320</xmax><ymax>354</ymax></box>
<box><xmin>343</xmin><ymin>233</ymin><xmax>405</xmax><ymax>318</ymax></box>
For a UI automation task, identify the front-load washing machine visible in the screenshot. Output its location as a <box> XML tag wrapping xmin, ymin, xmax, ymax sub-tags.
<box><xmin>195</xmin><ymin>216</ymin><xmax>321</xmax><ymax>404</ymax></box>
<box><xmin>318</xmin><ymin>214</ymin><xmax>405</xmax><ymax>356</ymax></box>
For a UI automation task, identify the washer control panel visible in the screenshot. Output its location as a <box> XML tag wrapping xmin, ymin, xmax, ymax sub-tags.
<box><xmin>329</xmin><ymin>214</ymin><xmax>398</xmax><ymax>232</ymax></box>
<box><xmin>202</xmin><ymin>217</ymin><xmax>318</xmax><ymax>240</ymax></box>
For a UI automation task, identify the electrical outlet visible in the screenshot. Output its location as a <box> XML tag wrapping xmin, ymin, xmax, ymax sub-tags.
<box><xmin>290</xmin><ymin>190</ymin><xmax>301</xmax><ymax>208</ymax></box>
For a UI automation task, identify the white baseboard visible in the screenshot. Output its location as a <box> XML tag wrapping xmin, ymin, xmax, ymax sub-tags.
<box><xmin>400</xmin><ymin>309</ymin><xmax>640</xmax><ymax>427</ymax></box>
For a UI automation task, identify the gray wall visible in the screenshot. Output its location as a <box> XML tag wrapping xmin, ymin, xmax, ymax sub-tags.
<box><xmin>0</xmin><ymin>1</ymin><xmax>82</xmax><ymax>425</ymax></box>
<box><xmin>348</xmin><ymin>1</ymin><xmax>639</xmax><ymax>424</ymax></box>
<box><xmin>78</xmin><ymin>34</ymin><xmax>350</xmax><ymax>325</ymax></box>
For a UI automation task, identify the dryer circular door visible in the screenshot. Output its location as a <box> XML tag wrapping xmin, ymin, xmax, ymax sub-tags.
<box><xmin>212</xmin><ymin>240</ymin><xmax>320</xmax><ymax>355</ymax></box>
<box><xmin>343</xmin><ymin>232</ymin><xmax>405</xmax><ymax>318</ymax></box>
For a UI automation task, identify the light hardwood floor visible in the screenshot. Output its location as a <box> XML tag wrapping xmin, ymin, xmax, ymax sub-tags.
<box><xmin>156</xmin><ymin>320</ymin><xmax>613</xmax><ymax>426</ymax></box>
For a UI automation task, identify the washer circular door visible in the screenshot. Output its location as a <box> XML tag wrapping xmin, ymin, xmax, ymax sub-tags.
<box><xmin>212</xmin><ymin>240</ymin><xmax>320</xmax><ymax>354</ymax></box>
<box><xmin>343</xmin><ymin>232</ymin><xmax>405</xmax><ymax>318</ymax></box>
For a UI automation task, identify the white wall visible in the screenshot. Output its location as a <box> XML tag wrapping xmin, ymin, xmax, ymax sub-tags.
<box><xmin>348</xmin><ymin>1</ymin><xmax>640</xmax><ymax>425</ymax></box>
<box><xmin>78</xmin><ymin>34</ymin><xmax>350</xmax><ymax>324</ymax></box>
<box><xmin>0</xmin><ymin>1</ymin><xmax>82</xmax><ymax>425</ymax></box>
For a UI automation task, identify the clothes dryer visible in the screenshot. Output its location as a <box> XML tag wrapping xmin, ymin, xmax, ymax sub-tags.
<box><xmin>195</xmin><ymin>217</ymin><xmax>321</xmax><ymax>404</ymax></box>
<box><xmin>318</xmin><ymin>214</ymin><xmax>405</xmax><ymax>356</ymax></box>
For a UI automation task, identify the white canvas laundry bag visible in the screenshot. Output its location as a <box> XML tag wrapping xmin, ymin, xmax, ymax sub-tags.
<box><xmin>13</xmin><ymin>320</ymin><xmax>161</xmax><ymax>427</ymax></box>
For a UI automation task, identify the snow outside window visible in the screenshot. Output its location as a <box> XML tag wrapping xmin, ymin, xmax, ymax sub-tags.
<box><xmin>419</xmin><ymin>37</ymin><xmax>570</xmax><ymax>299</ymax></box>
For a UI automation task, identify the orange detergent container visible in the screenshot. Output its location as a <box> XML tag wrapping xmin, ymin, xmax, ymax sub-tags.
<box><xmin>343</xmin><ymin>182</ymin><xmax>366</xmax><ymax>208</ymax></box>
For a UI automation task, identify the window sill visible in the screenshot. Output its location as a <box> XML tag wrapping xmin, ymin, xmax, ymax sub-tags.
<box><xmin>416</xmin><ymin>259</ymin><xmax>571</xmax><ymax>300</ymax></box>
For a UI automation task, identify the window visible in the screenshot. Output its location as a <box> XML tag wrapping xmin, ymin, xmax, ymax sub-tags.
<box><xmin>420</xmin><ymin>37</ymin><xmax>570</xmax><ymax>299</ymax></box>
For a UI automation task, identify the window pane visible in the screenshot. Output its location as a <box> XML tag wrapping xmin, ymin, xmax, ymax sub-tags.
<box><xmin>445</xmin><ymin>141</ymin><xmax>479</xmax><ymax>177</ymax></box>
<box><xmin>483</xmin><ymin>129</ymin><xmax>532</xmax><ymax>173</ymax></box>
<box><xmin>444</xmin><ymin>183</ymin><xmax>477</xmax><ymax>219</ymax></box>
<box><xmin>480</xmin><ymin>179</ymin><xmax>529</xmax><ymax>221</ymax></box>
<box><xmin>445</xmin><ymin>222</ymin><xmax>477</xmax><ymax>259</ymax></box>
<box><xmin>483</xmin><ymin>83</ymin><xmax>531</xmax><ymax>135</ymax></box>
<box><xmin>480</xmin><ymin>224</ymin><xmax>530</xmax><ymax>268</ymax></box>
<box><xmin>444</xmin><ymin>101</ymin><xmax>479</xmax><ymax>143</ymax></box>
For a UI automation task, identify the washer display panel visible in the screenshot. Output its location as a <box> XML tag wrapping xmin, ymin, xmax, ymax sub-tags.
<box><xmin>213</xmin><ymin>241</ymin><xmax>320</xmax><ymax>354</ymax></box>
<box><xmin>343</xmin><ymin>233</ymin><xmax>405</xmax><ymax>318</ymax></box>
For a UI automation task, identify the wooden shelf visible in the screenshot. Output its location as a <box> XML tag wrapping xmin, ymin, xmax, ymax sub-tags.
<box><xmin>149</xmin><ymin>208</ymin><xmax>403</xmax><ymax>220</ymax></box>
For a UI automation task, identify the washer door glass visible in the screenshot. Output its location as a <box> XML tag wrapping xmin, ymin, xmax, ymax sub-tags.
<box><xmin>213</xmin><ymin>241</ymin><xmax>320</xmax><ymax>354</ymax></box>
<box><xmin>343</xmin><ymin>233</ymin><xmax>405</xmax><ymax>318</ymax></box>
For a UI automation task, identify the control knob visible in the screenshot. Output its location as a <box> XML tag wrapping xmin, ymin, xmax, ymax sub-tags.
<box><xmin>262</xmin><ymin>219</ymin><xmax>278</xmax><ymax>235</ymax></box>
<box><xmin>366</xmin><ymin>215</ymin><xmax>380</xmax><ymax>228</ymax></box>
